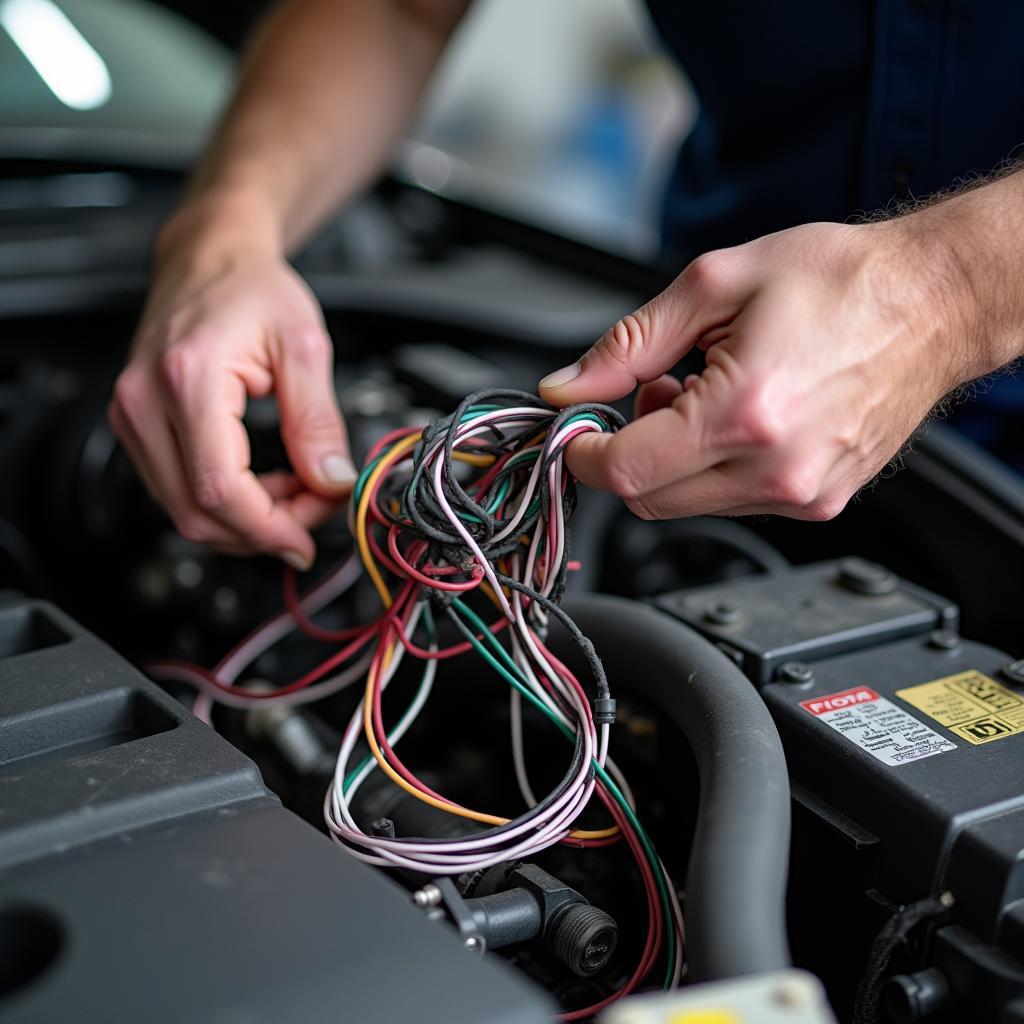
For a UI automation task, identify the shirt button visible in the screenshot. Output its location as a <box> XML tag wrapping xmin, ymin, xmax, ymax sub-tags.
<box><xmin>892</xmin><ymin>158</ymin><xmax>916</xmax><ymax>187</ymax></box>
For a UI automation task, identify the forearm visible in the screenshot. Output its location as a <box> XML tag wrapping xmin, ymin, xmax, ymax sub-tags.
<box><xmin>889</xmin><ymin>165</ymin><xmax>1024</xmax><ymax>384</ymax></box>
<box><xmin>159</xmin><ymin>0</ymin><xmax>469</xmax><ymax>262</ymax></box>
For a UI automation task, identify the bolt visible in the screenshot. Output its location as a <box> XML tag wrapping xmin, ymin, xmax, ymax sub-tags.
<box><xmin>464</xmin><ymin>936</ymin><xmax>484</xmax><ymax>953</ymax></box>
<box><xmin>704</xmin><ymin>602</ymin><xmax>742</xmax><ymax>626</ymax></box>
<box><xmin>370</xmin><ymin>817</ymin><xmax>396</xmax><ymax>839</ymax></box>
<box><xmin>1003</xmin><ymin>660</ymin><xmax>1024</xmax><ymax>687</ymax></box>
<box><xmin>928</xmin><ymin>630</ymin><xmax>960</xmax><ymax>651</ymax></box>
<box><xmin>777</xmin><ymin>662</ymin><xmax>814</xmax><ymax>685</ymax></box>
<box><xmin>412</xmin><ymin>883</ymin><xmax>443</xmax><ymax>908</ymax></box>
<box><xmin>837</xmin><ymin>557</ymin><xmax>898</xmax><ymax>596</ymax></box>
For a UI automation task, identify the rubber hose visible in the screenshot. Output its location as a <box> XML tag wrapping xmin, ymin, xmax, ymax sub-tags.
<box><xmin>559</xmin><ymin>593</ymin><xmax>791</xmax><ymax>982</ymax></box>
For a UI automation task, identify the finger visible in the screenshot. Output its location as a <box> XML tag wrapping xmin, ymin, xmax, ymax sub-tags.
<box><xmin>626</xmin><ymin>448</ymin><xmax>841</xmax><ymax>522</ymax></box>
<box><xmin>273</xmin><ymin>326</ymin><xmax>357</xmax><ymax>498</ymax></box>
<box><xmin>258</xmin><ymin>470</ymin><xmax>305</xmax><ymax>500</ymax></box>
<box><xmin>161</xmin><ymin>353</ymin><xmax>317</xmax><ymax>565</ymax></box>
<box><xmin>565</xmin><ymin>392</ymin><xmax>722</xmax><ymax>498</ymax></box>
<box><xmin>697</xmin><ymin>322</ymin><xmax>733</xmax><ymax>350</ymax></box>
<box><xmin>538</xmin><ymin>248</ymin><xmax>749</xmax><ymax>406</ymax></box>
<box><xmin>634</xmin><ymin>374</ymin><xmax>683</xmax><ymax>419</ymax></box>
<box><xmin>258</xmin><ymin>471</ymin><xmax>345</xmax><ymax>530</ymax></box>
<box><xmin>110</xmin><ymin>387</ymin><xmax>244</xmax><ymax>548</ymax></box>
<box><xmin>108</xmin><ymin>401</ymin><xmax>167</xmax><ymax>509</ymax></box>
<box><xmin>624</xmin><ymin>464</ymin><xmax>752</xmax><ymax>520</ymax></box>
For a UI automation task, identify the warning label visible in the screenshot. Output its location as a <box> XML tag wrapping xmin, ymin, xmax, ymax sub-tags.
<box><xmin>800</xmin><ymin>686</ymin><xmax>956</xmax><ymax>766</ymax></box>
<box><xmin>897</xmin><ymin>670</ymin><xmax>1024</xmax><ymax>746</ymax></box>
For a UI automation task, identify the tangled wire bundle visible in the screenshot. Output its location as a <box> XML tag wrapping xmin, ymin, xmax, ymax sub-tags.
<box><xmin>149</xmin><ymin>389</ymin><xmax>683</xmax><ymax>1016</ymax></box>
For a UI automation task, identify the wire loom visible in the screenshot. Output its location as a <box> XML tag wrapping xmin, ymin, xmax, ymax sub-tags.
<box><xmin>148</xmin><ymin>388</ymin><xmax>684</xmax><ymax>1019</ymax></box>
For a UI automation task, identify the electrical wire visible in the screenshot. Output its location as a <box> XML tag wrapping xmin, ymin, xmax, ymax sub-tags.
<box><xmin>318</xmin><ymin>390</ymin><xmax>683</xmax><ymax>1015</ymax></box>
<box><xmin>144</xmin><ymin>388</ymin><xmax>684</xmax><ymax>1016</ymax></box>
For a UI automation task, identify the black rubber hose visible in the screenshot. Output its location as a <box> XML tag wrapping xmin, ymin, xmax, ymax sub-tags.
<box><xmin>558</xmin><ymin>593</ymin><xmax>792</xmax><ymax>982</ymax></box>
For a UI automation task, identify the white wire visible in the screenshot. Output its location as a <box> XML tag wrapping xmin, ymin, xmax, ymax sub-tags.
<box><xmin>187</xmin><ymin>554</ymin><xmax>363</xmax><ymax>723</ymax></box>
<box><xmin>147</xmin><ymin>653</ymin><xmax>372</xmax><ymax>710</ymax></box>
<box><xmin>326</xmin><ymin>600</ymin><xmax>602</xmax><ymax>872</ymax></box>
<box><xmin>321</xmin><ymin>409</ymin><xmax>652</xmax><ymax>881</ymax></box>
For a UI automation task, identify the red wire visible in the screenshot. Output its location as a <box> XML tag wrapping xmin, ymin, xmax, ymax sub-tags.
<box><xmin>196</xmin><ymin>426</ymin><xmax>666</xmax><ymax>1015</ymax></box>
<box><xmin>387</xmin><ymin>605</ymin><xmax>510</xmax><ymax>661</ymax></box>
<box><xmin>559</xmin><ymin>784</ymin><xmax>664</xmax><ymax>1020</ymax></box>
<box><xmin>282</xmin><ymin>565</ymin><xmax>370</xmax><ymax>643</ymax></box>
<box><xmin>155</xmin><ymin>622</ymin><xmax>377</xmax><ymax>701</ymax></box>
<box><xmin>386</xmin><ymin>525</ymin><xmax>484</xmax><ymax>593</ymax></box>
<box><xmin>369</xmin><ymin>616</ymin><xmax>462</xmax><ymax>807</ymax></box>
<box><xmin>364</xmin><ymin>424</ymin><xmax>421</xmax><ymax>464</ymax></box>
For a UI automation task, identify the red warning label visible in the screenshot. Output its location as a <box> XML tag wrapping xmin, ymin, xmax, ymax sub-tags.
<box><xmin>800</xmin><ymin>687</ymin><xmax>880</xmax><ymax>716</ymax></box>
<box><xmin>799</xmin><ymin>685</ymin><xmax>956</xmax><ymax>766</ymax></box>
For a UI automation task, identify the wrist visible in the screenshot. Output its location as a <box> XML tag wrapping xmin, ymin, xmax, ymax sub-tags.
<box><xmin>885</xmin><ymin>180</ymin><xmax>1024</xmax><ymax>381</ymax></box>
<box><xmin>868</xmin><ymin>210</ymin><xmax>990</xmax><ymax>390</ymax></box>
<box><xmin>154</xmin><ymin>185</ymin><xmax>284</xmax><ymax>275</ymax></box>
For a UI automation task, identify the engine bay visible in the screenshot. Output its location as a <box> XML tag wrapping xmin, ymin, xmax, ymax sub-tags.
<box><xmin>3</xmin><ymin>177</ymin><xmax>1024</xmax><ymax>1024</ymax></box>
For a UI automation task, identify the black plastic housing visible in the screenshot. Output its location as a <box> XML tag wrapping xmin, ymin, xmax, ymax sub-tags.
<box><xmin>0</xmin><ymin>595</ymin><xmax>551</xmax><ymax>1024</ymax></box>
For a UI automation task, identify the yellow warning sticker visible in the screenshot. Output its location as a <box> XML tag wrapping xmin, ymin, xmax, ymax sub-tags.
<box><xmin>897</xmin><ymin>671</ymin><xmax>1024</xmax><ymax>745</ymax></box>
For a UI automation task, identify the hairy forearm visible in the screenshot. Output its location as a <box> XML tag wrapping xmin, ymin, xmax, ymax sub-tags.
<box><xmin>159</xmin><ymin>0</ymin><xmax>469</xmax><ymax>261</ymax></box>
<box><xmin>890</xmin><ymin>165</ymin><xmax>1024</xmax><ymax>384</ymax></box>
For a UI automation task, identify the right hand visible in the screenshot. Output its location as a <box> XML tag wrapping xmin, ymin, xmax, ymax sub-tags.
<box><xmin>109</xmin><ymin>201</ymin><xmax>356</xmax><ymax>570</ymax></box>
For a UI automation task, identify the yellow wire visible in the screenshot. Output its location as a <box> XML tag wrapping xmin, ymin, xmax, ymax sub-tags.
<box><xmin>361</xmin><ymin>638</ymin><xmax>618</xmax><ymax>838</ymax></box>
<box><xmin>355</xmin><ymin>432</ymin><xmax>421</xmax><ymax>608</ymax></box>
<box><xmin>452</xmin><ymin>450</ymin><xmax>495</xmax><ymax>467</ymax></box>
<box><xmin>355</xmin><ymin>428</ymin><xmax>618</xmax><ymax>839</ymax></box>
<box><xmin>356</xmin><ymin>435</ymin><xmax>495</xmax><ymax>608</ymax></box>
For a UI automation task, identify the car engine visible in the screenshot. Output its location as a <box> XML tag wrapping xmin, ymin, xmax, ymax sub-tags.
<box><xmin>2</xmin><ymin>164</ymin><xmax>1024</xmax><ymax>1024</ymax></box>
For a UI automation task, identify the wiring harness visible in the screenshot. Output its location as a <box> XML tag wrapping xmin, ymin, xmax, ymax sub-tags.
<box><xmin>148</xmin><ymin>389</ymin><xmax>684</xmax><ymax>1018</ymax></box>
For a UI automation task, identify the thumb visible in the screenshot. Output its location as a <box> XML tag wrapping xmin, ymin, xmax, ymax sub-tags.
<box><xmin>538</xmin><ymin>251</ymin><xmax>741</xmax><ymax>407</ymax></box>
<box><xmin>275</xmin><ymin>326</ymin><xmax>356</xmax><ymax>498</ymax></box>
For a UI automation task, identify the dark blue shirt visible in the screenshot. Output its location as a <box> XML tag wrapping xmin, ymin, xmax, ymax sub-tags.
<box><xmin>646</xmin><ymin>0</ymin><xmax>1024</xmax><ymax>468</ymax></box>
<box><xmin>647</xmin><ymin>0</ymin><xmax>1024</xmax><ymax>254</ymax></box>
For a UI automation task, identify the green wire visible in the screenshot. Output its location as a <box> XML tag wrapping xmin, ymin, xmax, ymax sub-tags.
<box><xmin>352</xmin><ymin>449</ymin><xmax>387</xmax><ymax>507</ymax></box>
<box><xmin>356</xmin><ymin>409</ymin><xmax>608</xmax><ymax>519</ymax></box>
<box><xmin>351</xmin><ymin>409</ymin><xmax>675</xmax><ymax>985</ymax></box>
<box><xmin>450</xmin><ymin>600</ymin><xmax>677</xmax><ymax>986</ymax></box>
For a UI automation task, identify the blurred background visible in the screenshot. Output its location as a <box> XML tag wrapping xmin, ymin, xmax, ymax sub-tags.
<box><xmin>0</xmin><ymin>0</ymin><xmax>692</xmax><ymax>259</ymax></box>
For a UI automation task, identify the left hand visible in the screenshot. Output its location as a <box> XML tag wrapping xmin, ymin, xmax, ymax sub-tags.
<box><xmin>538</xmin><ymin>219</ymin><xmax>977</xmax><ymax>521</ymax></box>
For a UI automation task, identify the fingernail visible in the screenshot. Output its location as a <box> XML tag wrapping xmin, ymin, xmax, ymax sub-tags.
<box><xmin>321</xmin><ymin>453</ymin><xmax>357</xmax><ymax>485</ymax></box>
<box><xmin>540</xmin><ymin>362</ymin><xmax>581</xmax><ymax>390</ymax></box>
<box><xmin>281</xmin><ymin>550</ymin><xmax>312</xmax><ymax>572</ymax></box>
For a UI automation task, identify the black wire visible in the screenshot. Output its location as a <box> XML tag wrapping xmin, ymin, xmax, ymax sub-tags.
<box><xmin>493</xmin><ymin>572</ymin><xmax>610</xmax><ymax>701</ymax></box>
<box><xmin>392</xmin><ymin>391</ymin><xmax>624</xmax><ymax>599</ymax></box>
<box><xmin>376</xmin><ymin>389</ymin><xmax>621</xmax><ymax>710</ymax></box>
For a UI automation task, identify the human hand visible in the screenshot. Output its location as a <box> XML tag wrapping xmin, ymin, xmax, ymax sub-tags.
<box><xmin>110</xmin><ymin>199</ymin><xmax>355</xmax><ymax>569</ymax></box>
<box><xmin>539</xmin><ymin>220</ymin><xmax>979</xmax><ymax>521</ymax></box>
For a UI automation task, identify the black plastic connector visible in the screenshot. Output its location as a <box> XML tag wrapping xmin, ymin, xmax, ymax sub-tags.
<box><xmin>592</xmin><ymin>697</ymin><xmax>617</xmax><ymax>725</ymax></box>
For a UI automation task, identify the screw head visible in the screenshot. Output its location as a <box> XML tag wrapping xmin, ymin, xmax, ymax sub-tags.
<box><xmin>777</xmin><ymin>662</ymin><xmax>814</xmax><ymax>685</ymax></box>
<box><xmin>928</xmin><ymin>630</ymin><xmax>960</xmax><ymax>651</ymax></box>
<box><xmin>1003</xmin><ymin>660</ymin><xmax>1024</xmax><ymax>687</ymax></box>
<box><xmin>412</xmin><ymin>883</ymin><xmax>443</xmax><ymax>908</ymax></box>
<box><xmin>837</xmin><ymin>557</ymin><xmax>898</xmax><ymax>596</ymax></box>
<box><xmin>464</xmin><ymin>936</ymin><xmax>484</xmax><ymax>953</ymax></box>
<box><xmin>704</xmin><ymin>602</ymin><xmax>742</xmax><ymax>626</ymax></box>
